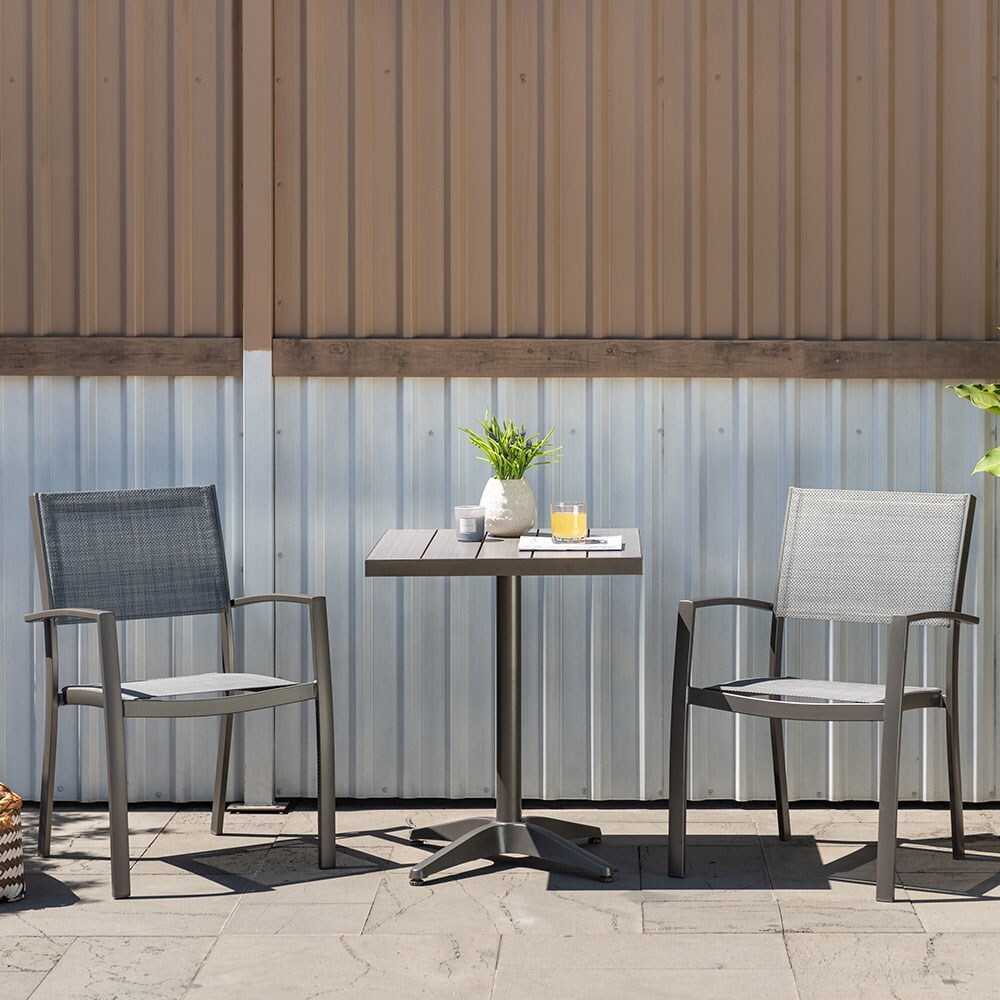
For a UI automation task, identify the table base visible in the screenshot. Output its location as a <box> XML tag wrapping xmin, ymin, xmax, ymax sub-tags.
<box><xmin>408</xmin><ymin>816</ymin><xmax>612</xmax><ymax>884</ymax></box>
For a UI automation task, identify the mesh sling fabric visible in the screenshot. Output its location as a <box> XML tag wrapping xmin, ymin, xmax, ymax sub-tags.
<box><xmin>712</xmin><ymin>676</ymin><xmax>940</xmax><ymax>703</ymax></box>
<box><xmin>773</xmin><ymin>488</ymin><xmax>969</xmax><ymax>626</ymax></box>
<box><xmin>35</xmin><ymin>486</ymin><xmax>232</xmax><ymax>624</ymax></box>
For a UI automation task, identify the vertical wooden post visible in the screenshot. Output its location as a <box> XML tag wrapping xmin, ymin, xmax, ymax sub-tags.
<box><xmin>240</xmin><ymin>0</ymin><xmax>277</xmax><ymax>807</ymax></box>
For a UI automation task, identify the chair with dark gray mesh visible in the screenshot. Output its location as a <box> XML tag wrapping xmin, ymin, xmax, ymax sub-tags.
<box><xmin>26</xmin><ymin>486</ymin><xmax>336</xmax><ymax>899</ymax></box>
<box><xmin>668</xmin><ymin>487</ymin><xmax>977</xmax><ymax>902</ymax></box>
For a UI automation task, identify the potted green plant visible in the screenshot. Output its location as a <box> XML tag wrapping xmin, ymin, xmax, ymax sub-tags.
<box><xmin>950</xmin><ymin>383</ymin><xmax>1000</xmax><ymax>475</ymax></box>
<box><xmin>459</xmin><ymin>412</ymin><xmax>561</xmax><ymax>537</ymax></box>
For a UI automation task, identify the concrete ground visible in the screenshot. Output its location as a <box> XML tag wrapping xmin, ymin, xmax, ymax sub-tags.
<box><xmin>3</xmin><ymin>802</ymin><xmax>1000</xmax><ymax>999</ymax></box>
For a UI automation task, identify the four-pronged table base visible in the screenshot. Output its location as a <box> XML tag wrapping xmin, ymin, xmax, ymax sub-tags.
<box><xmin>408</xmin><ymin>816</ymin><xmax>610</xmax><ymax>884</ymax></box>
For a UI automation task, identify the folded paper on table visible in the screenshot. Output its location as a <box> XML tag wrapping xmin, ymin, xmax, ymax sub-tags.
<box><xmin>518</xmin><ymin>534</ymin><xmax>624</xmax><ymax>552</ymax></box>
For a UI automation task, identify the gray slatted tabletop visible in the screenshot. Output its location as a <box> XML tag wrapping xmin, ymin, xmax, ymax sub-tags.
<box><xmin>365</xmin><ymin>527</ymin><xmax>642</xmax><ymax>578</ymax></box>
<box><xmin>365</xmin><ymin>526</ymin><xmax>643</xmax><ymax>886</ymax></box>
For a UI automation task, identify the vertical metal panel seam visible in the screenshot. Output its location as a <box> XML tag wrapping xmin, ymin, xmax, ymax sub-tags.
<box><xmin>30</xmin><ymin>0</ymin><xmax>51</xmax><ymax>336</ymax></box>
<box><xmin>491</xmin><ymin>0</ymin><xmax>504</xmax><ymax>336</ymax></box>
<box><xmin>873</xmin><ymin>1</ymin><xmax>886</xmax><ymax>339</ymax></box>
<box><xmin>503</xmin><ymin>0</ymin><xmax>513</xmax><ymax>336</ymax></box>
<box><xmin>447</xmin><ymin>0</ymin><xmax>463</xmax><ymax>337</ymax></box>
<box><xmin>345</xmin><ymin>0</ymin><xmax>356</xmax><ymax>336</ymax></box>
<box><xmin>124</xmin><ymin>1</ymin><xmax>144</xmax><ymax>336</ymax></box>
<box><xmin>736</xmin><ymin>0</ymin><xmax>751</xmax><ymax>341</ymax></box>
<box><xmin>784</xmin><ymin>0</ymin><xmax>800</xmax><ymax>340</ymax></box>
<box><xmin>174</xmin><ymin>0</ymin><xmax>191</xmax><ymax>338</ymax></box>
<box><xmin>633</xmin><ymin>2</ymin><xmax>646</xmax><ymax>337</ymax></box>
<box><xmin>584</xmin><ymin>0</ymin><xmax>594</xmax><ymax>337</ymax></box>
<box><xmin>597</xmin><ymin>0</ymin><xmax>608</xmax><ymax>339</ymax></box>
<box><xmin>988</xmin><ymin>0</ymin><xmax>999</xmax><ymax>336</ymax></box>
<box><xmin>536</xmin><ymin>0</ymin><xmax>546</xmax><ymax>337</ymax></box>
<box><xmin>305</xmin><ymin>1</ymin><xmax>321</xmax><ymax>339</ymax></box>
<box><xmin>541</xmin><ymin>0</ymin><xmax>555</xmax><ymax>338</ymax></box>
<box><xmin>831</xmin><ymin>0</ymin><xmax>845</xmax><ymax>341</ymax></box>
<box><xmin>401</xmin><ymin>1</ymin><xmax>415</xmax><ymax>338</ymax></box>
<box><xmin>933</xmin><ymin>0</ymin><xmax>944</xmax><ymax>338</ymax></box>
<box><xmin>644</xmin><ymin>0</ymin><xmax>660</xmax><ymax>338</ymax></box>
<box><xmin>685</xmin><ymin>0</ymin><xmax>699</xmax><ymax>337</ymax></box>
<box><xmin>75</xmin><ymin>0</ymin><xmax>98</xmax><ymax>336</ymax></box>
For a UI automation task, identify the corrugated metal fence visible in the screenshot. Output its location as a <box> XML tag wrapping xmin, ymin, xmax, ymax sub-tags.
<box><xmin>274</xmin><ymin>0</ymin><xmax>997</xmax><ymax>341</ymax></box>
<box><xmin>0</xmin><ymin>379</ymin><xmax>996</xmax><ymax>804</ymax></box>
<box><xmin>268</xmin><ymin>377</ymin><xmax>996</xmax><ymax>803</ymax></box>
<box><xmin>0</xmin><ymin>376</ymin><xmax>243</xmax><ymax>802</ymax></box>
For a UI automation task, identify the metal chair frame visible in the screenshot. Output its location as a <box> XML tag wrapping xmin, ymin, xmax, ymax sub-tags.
<box><xmin>26</xmin><ymin>487</ymin><xmax>336</xmax><ymax>899</ymax></box>
<box><xmin>668</xmin><ymin>488</ymin><xmax>977</xmax><ymax>902</ymax></box>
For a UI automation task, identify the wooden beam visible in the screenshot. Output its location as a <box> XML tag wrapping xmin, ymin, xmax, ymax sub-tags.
<box><xmin>272</xmin><ymin>337</ymin><xmax>1000</xmax><ymax>380</ymax></box>
<box><xmin>4</xmin><ymin>336</ymin><xmax>997</xmax><ymax>380</ymax></box>
<box><xmin>0</xmin><ymin>337</ymin><xmax>241</xmax><ymax>376</ymax></box>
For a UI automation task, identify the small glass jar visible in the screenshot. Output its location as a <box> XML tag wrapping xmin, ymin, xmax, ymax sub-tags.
<box><xmin>454</xmin><ymin>505</ymin><xmax>486</xmax><ymax>542</ymax></box>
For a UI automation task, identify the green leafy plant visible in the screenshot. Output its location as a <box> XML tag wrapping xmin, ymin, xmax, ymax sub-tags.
<box><xmin>459</xmin><ymin>411</ymin><xmax>561</xmax><ymax>480</ymax></box>
<box><xmin>949</xmin><ymin>383</ymin><xmax>1000</xmax><ymax>476</ymax></box>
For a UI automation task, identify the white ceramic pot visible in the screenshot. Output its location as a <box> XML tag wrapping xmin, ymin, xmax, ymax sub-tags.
<box><xmin>479</xmin><ymin>477</ymin><xmax>537</xmax><ymax>537</ymax></box>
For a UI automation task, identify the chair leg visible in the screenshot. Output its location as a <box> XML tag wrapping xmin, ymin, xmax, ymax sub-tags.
<box><xmin>211</xmin><ymin>715</ymin><xmax>233</xmax><ymax>836</ymax></box>
<box><xmin>38</xmin><ymin>695</ymin><xmax>59</xmax><ymax>858</ymax></box>
<box><xmin>103</xmin><ymin>700</ymin><xmax>131</xmax><ymax>899</ymax></box>
<box><xmin>667</xmin><ymin>699</ymin><xmax>690</xmax><ymax>877</ymax></box>
<box><xmin>945</xmin><ymin>702</ymin><xmax>965</xmax><ymax>859</ymax></box>
<box><xmin>769</xmin><ymin>718</ymin><xmax>791</xmax><ymax>841</ymax></box>
<box><xmin>316</xmin><ymin>697</ymin><xmax>336</xmax><ymax>869</ymax></box>
<box><xmin>875</xmin><ymin>717</ymin><xmax>903</xmax><ymax>903</ymax></box>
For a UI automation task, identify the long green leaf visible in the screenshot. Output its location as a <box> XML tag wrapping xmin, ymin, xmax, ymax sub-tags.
<box><xmin>973</xmin><ymin>447</ymin><xmax>1000</xmax><ymax>477</ymax></box>
<box><xmin>458</xmin><ymin>409</ymin><xmax>561</xmax><ymax>479</ymax></box>
<box><xmin>949</xmin><ymin>383</ymin><xmax>1000</xmax><ymax>416</ymax></box>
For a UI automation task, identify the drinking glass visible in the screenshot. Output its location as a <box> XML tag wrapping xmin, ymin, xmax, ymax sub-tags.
<box><xmin>550</xmin><ymin>501</ymin><xmax>587</xmax><ymax>542</ymax></box>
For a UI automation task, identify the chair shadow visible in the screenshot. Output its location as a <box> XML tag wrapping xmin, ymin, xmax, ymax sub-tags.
<box><xmin>153</xmin><ymin>839</ymin><xmax>399</xmax><ymax>897</ymax></box>
<box><xmin>891</xmin><ymin>832</ymin><xmax>1000</xmax><ymax>898</ymax></box>
<box><xmin>21</xmin><ymin>837</ymin><xmax>407</xmax><ymax>902</ymax></box>
<box><xmin>16</xmin><ymin>819</ymin><xmax>999</xmax><ymax>900</ymax></box>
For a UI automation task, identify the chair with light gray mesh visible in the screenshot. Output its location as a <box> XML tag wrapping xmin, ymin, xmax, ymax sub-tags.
<box><xmin>668</xmin><ymin>487</ymin><xmax>977</xmax><ymax>902</ymax></box>
<box><xmin>26</xmin><ymin>486</ymin><xmax>336</xmax><ymax>899</ymax></box>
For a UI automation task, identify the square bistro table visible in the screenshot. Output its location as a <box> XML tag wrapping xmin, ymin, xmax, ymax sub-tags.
<box><xmin>365</xmin><ymin>527</ymin><xmax>643</xmax><ymax>884</ymax></box>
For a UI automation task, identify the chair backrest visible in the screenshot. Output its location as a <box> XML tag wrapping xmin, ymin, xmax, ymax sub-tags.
<box><xmin>32</xmin><ymin>486</ymin><xmax>231</xmax><ymax>623</ymax></box>
<box><xmin>773</xmin><ymin>487</ymin><xmax>973</xmax><ymax>625</ymax></box>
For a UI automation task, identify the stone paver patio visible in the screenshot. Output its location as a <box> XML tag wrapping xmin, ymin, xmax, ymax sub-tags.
<box><xmin>3</xmin><ymin>802</ymin><xmax>1000</xmax><ymax>998</ymax></box>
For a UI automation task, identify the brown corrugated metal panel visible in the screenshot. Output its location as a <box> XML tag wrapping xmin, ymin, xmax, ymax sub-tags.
<box><xmin>0</xmin><ymin>0</ymin><xmax>239</xmax><ymax>339</ymax></box>
<box><xmin>274</xmin><ymin>0</ymin><xmax>999</xmax><ymax>342</ymax></box>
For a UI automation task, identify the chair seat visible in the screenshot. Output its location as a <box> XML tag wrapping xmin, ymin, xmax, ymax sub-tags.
<box><xmin>709</xmin><ymin>676</ymin><xmax>941</xmax><ymax>704</ymax></box>
<box><xmin>66</xmin><ymin>672</ymin><xmax>299</xmax><ymax>701</ymax></box>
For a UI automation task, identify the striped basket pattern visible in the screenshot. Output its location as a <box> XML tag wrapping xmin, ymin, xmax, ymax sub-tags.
<box><xmin>0</xmin><ymin>784</ymin><xmax>25</xmax><ymax>902</ymax></box>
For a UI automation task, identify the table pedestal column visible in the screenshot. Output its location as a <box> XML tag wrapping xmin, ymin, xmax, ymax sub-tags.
<box><xmin>409</xmin><ymin>576</ymin><xmax>612</xmax><ymax>885</ymax></box>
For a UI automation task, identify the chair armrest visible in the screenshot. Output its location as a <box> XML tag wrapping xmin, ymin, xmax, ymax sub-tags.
<box><xmin>26</xmin><ymin>608</ymin><xmax>114</xmax><ymax>624</ymax></box>
<box><xmin>26</xmin><ymin>609</ymin><xmax>124</xmax><ymax>702</ymax></box>
<box><xmin>232</xmin><ymin>593</ymin><xmax>315</xmax><ymax>607</ymax></box>
<box><xmin>232</xmin><ymin>594</ymin><xmax>332</xmax><ymax>688</ymax></box>
<box><xmin>675</xmin><ymin>598</ymin><xmax>778</xmax><ymax>693</ymax></box>
<box><xmin>683</xmin><ymin>597</ymin><xmax>774</xmax><ymax>613</ymax></box>
<box><xmin>882</xmin><ymin>610</ymin><xmax>979</xmax><ymax>723</ymax></box>
<box><xmin>892</xmin><ymin>611</ymin><xmax>979</xmax><ymax>627</ymax></box>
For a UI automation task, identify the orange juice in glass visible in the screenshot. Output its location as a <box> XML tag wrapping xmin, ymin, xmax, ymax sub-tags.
<box><xmin>551</xmin><ymin>502</ymin><xmax>587</xmax><ymax>542</ymax></box>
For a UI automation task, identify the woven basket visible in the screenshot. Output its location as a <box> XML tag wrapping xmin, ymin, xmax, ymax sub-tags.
<box><xmin>0</xmin><ymin>784</ymin><xmax>25</xmax><ymax>902</ymax></box>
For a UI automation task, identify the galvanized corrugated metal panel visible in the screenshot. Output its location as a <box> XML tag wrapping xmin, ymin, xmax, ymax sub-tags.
<box><xmin>0</xmin><ymin>376</ymin><xmax>243</xmax><ymax>801</ymax></box>
<box><xmin>2</xmin><ymin>2</ymin><xmax>996</xmax><ymax>346</ymax></box>
<box><xmin>274</xmin><ymin>0</ymin><xmax>998</xmax><ymax>340</ymax></box>
<box><xmin>274</xmin><ymin>376</ymin><xmax>998</xmax><ymax>802</ymax></box>
<box><xmin>0</xmin><ymin>0</ymin><xmax>239</xmax><ymax>338</ymax></box>
<box><xmin>1</xmin><ymin>375</ymin><xmax>996</xmax><ymax>804</ymax></box>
